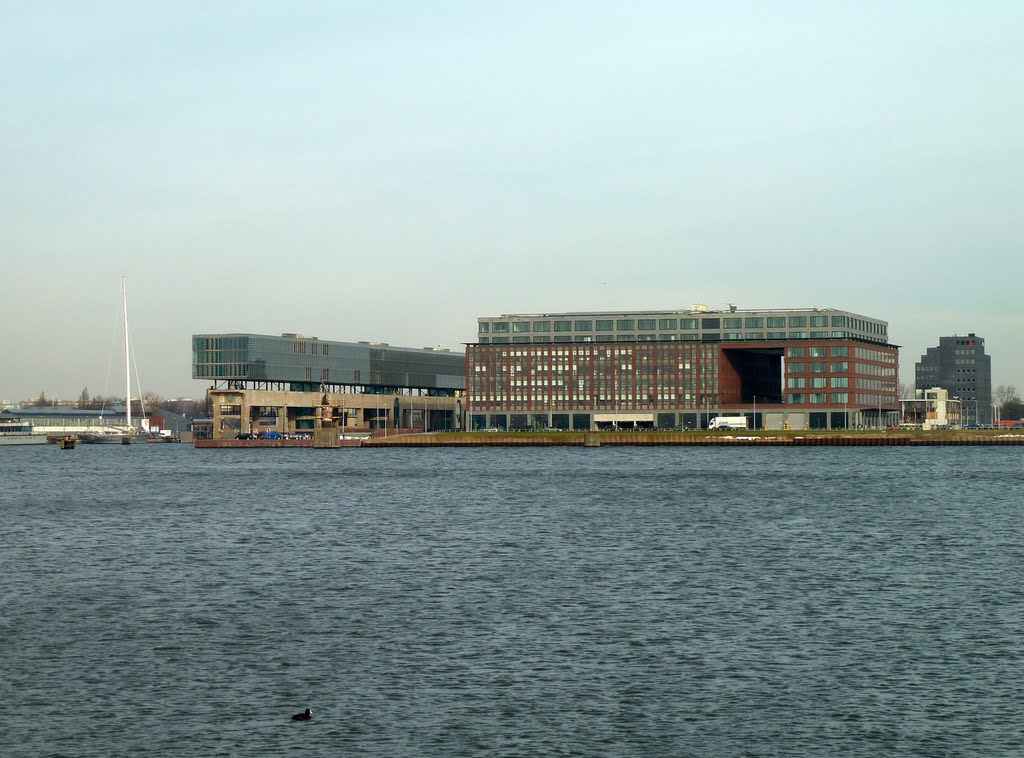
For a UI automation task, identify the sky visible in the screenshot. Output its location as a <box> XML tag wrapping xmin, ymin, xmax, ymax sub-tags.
<box><xmin>2</xmin><ymin>1</ymin><xmax>1022</xmax><ymax>402</ymax></box>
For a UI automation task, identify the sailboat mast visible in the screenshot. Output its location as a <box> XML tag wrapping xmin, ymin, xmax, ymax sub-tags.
<box><xmin>123</xmin><ymin>277</ymin><xmax>131</xmax><ymax>432</ymax></box>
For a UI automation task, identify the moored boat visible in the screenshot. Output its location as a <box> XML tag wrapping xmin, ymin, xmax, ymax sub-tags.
<box><xmin>0</xmin><ymin>417</ymin><xmax>47</xmax><ymax>445</ymax></box>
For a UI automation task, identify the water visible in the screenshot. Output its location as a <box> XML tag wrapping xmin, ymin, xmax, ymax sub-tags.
<box><xmin>1</xmin><ymin>444</ymin><xmax>1022</xmax><ymax>756</ymax></box>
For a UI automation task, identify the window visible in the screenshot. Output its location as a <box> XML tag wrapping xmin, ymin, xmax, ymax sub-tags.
<box><xmin>595</xmin><ymin>320</ymin><xmax>613</xmax><ymax>331</ymax></box>
<box><xmin>744</xmin><ymin>317</ymin><xmax>764</xmax><ymax>328</ymax></box>
<box><xmin>680</xmin><ymin>319</ymin><xmax>698</xmax><ymax>329</ymax></box>
<box><xmin>512</xmin><ymin>336</ymin><xmax>530</xmax><ymax>343</ymax></box>
<box><xmin>723</xmin><ymin>317</ymin><xmax>742</xmax><ymax>328</ymax></box>
<box><xmin>830</xmin><ymin>361</ymin><xmax>849</xmax><ymax>372</ymax></box>
<box><xmin>789</xmin><ymin>393</ymin><xmax>805</xmax><ymax>404</ymax></box>
<box><xmin>832</xmin><ymin>315</ymin><xmax>846</xmax><ymax>327</ymax></box>
<box><xmin>767</xmin><ymin>331</ymin><xmax>786</xmax><ymax>339</ymax></box>
<box><xmin>746</xmin><ymin>332</ymin><xmax>764</xmax><ymax>340</ymax></box>
<box><xmin>787</xmin><ymin>347</ymin><xmax>805</xmax><ymax>358</ymax></box>
<box><xmin>810</xmin><ymin>315</ymin><xmax>828</xmax><ymax>327</ymax></box>
<box><xmin>492</xmin><ymin>322</ymin><xmax>509</xmax><ymax>333</ymax></box>
<box><xmin>723</xmin><ymin>332</ymin><xmax>743</xmax><ymax>340</ymax></box>
<box><xmin>810</xmin><ymin>377</ymin><xmax>827</xmax><ymax>388</ymax></box>
<box><xmin>533</xmin><ymin>321</ymin><xmax>550</xmax><ymax>332</ymax></box>
<box><xmin>789</xmin><ymin>316</ymin><xmax>807</xmax><ymax>327</ymax></box>
<box><xmin>787</xmin><ymin>377</ymin><xmax>806</xmax><ymax>389</ymax></box>
<box><xmin>659</xmin><ymin>319</ymin><xmax>677</xmax><ymax>329</ymax></box>
<box><xmin>701</xmin><ymin>317</ymin><xmax>720</xmax><ymax>329</ymax></box>
<box><xmin>830</xmin><ymin>377</ymin><xmax>849</xmax><ymax>388</ymax></box>
<box><xmin>478</xmin><ymin>322</ymin><xmax>490</xmax><ymax>334</ymax></box>
<box><xmin>809</xmin><ymin>346</ymin><xmax>825</xmax><ymax>358</ymax></box>
<box><xmin>513</xmin><ymin>321</ymin><xmax>530</xmax><ymax>333</ymax></box>
<box><xmin>809</xmin><ymin>362</ymin><xmax>827</xmax><ymax>373</ymax></box>
<box><xmin>809</xmin><ymin>393</ymin><xmax>828</xmax><ymax>403</ymax></box>
<box><xmin>787</xmin><ymin>362</ymin><xmax>806</xmax><ymax>373</ymax></box>
<box><xmin>832</xmin><ymin>392</ymin><xmax>849</xmax><ymax>403</ymax></box>
<box><xmin>638</xmin><ymin>319</ymin><xmax>656</xmax><ymax>330</ymax></box>
<box><xmin>830</xmin><ymin>346</ymin><xmax>848</xmax><ymax>357</ymax></box>
<box><xmin>553</xmin><ymin>320</ymin><xmax>572</xmax><ymax>332</ymax></box>
<box><xmin>574</xmin><ymin>320</ymin><xmax>593</xmax><ymax>331</ymax></box>
<box><xmin>810</xmin><ymin>331</ymin><xmax>828</xmax><ymax>338</ymax></box>
<box><xmin>616</xmin><ymin>319</ymin><xmax>635</xmax><ymax>330</ymax></box>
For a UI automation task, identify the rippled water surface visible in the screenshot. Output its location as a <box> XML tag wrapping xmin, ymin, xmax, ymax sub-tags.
<box><xmin>1</xmin><ymin>444</ymin><xmax>1023</xmax><ymax>756</ymax></box>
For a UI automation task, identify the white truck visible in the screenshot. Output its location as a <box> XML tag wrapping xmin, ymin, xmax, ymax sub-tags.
<box><xmin>709</xmin><ymin>416</ymin><xmax>749</xmax><ymax>430</ymax></box>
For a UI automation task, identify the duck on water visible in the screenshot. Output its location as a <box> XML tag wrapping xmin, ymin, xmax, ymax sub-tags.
<box><xmin>291</xmin><ymin>708</ymin><xmax>312</xmax><ymax>721</ymax></box>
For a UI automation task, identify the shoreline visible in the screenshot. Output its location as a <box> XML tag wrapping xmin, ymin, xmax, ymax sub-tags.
<box><xmin>195</xmin><ymin>430</ymin><xmax>1024</xmax><ymax>448</ymax></box>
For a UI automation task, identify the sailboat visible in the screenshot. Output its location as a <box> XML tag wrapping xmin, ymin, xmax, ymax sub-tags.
<box><xmin>82</xmin><ymin>278</ymin><xmax>143</xmax><ymax>444</ymax></box>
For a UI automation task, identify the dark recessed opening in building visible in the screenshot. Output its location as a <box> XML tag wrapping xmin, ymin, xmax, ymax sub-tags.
<box><xmin>721</xmin><ymin>347</ymin><xmax>784</xmax><ymax>404</ymax></box>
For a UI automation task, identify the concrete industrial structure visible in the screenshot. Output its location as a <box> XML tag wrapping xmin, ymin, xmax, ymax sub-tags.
<box><xmin>467</xmin><ymin>305</ymin><xmax>899</xmax><ymax>431</ymax></box>
<box><xmin>914</xmin><ymin>333</ymin><xmax>992</xmax><ymax>426</ymax></box>
<box><xmin>193</xmin><ymin>333</ymin><xmax>465</xmax><ymax>439</ymax></box>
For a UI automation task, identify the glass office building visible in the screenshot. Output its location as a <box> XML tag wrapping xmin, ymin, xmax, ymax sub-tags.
<box><xmin>193</xmin><ymin>333</ymin><xmax>464</xmax><ymax>393</ymax></box>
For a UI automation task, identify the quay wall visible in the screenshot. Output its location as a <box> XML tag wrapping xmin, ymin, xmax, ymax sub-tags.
<box><xmin>194</xmin><ymin>432</ymin><xmax>1024</xmax><ymax>449</ymax></box>
<box><xmin>365</xmin><ymin>432</ymin><xmax>1024</xmax><ymax>447</ymax></box>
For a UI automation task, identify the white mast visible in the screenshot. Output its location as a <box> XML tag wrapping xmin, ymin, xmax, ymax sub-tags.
<box><xmin>123</xmin><ymin>277</ymin><xmax>131</xmax><ymax>433</ymax></box>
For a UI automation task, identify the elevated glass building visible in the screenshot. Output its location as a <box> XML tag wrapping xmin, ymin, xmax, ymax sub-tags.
<box><xmin>193</xmin><ymin>333</ymin><xmax>464</xmax><ymax>394</ymax></box>
<box><xmin>192</xmin><ymin>333</ymin><xmax>465</xmax><ymax>438</ymax></box>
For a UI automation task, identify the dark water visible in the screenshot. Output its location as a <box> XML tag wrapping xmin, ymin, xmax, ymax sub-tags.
<box><xmin>1</xmin><ymin>444</ymin><xmax>1022</xmax><ymax>757</ymax></box>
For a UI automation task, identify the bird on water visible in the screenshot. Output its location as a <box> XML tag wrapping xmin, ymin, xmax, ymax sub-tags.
<box><xmin>291</xmin><ymin>708</ymin><xmax>313</xmax><ymax>721</ymax></box>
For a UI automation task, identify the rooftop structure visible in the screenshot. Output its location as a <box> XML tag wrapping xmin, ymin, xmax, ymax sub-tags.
<box><xmin>475</xmin><ymin>305</ymin><xmax>889</xmax><ymax>346</ymax></box>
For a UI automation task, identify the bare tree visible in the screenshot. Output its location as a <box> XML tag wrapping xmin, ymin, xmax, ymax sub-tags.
<box><xmin>993</xmin><ymin>385</ymin><xmax>1019</xmax><ymax>410</ymax></box>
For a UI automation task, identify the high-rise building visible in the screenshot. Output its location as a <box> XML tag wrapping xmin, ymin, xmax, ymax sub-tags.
<box><xmin>914</xmin><ymin>333</ymin><xmax>991</xmax><ymax>426</ymax></box>
<box><xmin>467</xmin><ymin>305</ymin><xmax>899</xmax><ymax>431</ymax></box>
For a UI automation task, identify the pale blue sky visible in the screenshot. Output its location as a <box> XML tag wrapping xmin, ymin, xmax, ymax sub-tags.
<box><xmin>2</xmin><ymin>2</ymin><xmax>1021</xmax><ymax>401</ymax></box>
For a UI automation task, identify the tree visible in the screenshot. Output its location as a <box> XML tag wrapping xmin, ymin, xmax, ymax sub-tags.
<box><xmin>994</xmin><ymin>385</ymin><xmax>1022</xmax><ymax>422</ymax></box>
<box><xmin>77</xmin><ymin>388</ymin><xmax>90</xmax><ymax>408</ymax></box>
<box><xmin>31</xmin><ymin>391</ymin><xmax>49</xmax><ymax>407</ymax></box>
<box><xmin>1003</xmin><ymin>397</ymin><xmax>1024</xmax><ymax>421</ymax></box>
<box><xmin>994</xmin><ymin>385</ymin><xmax>1019</xmax><ymax>409</ymax></box>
